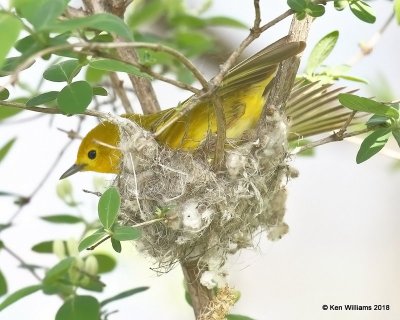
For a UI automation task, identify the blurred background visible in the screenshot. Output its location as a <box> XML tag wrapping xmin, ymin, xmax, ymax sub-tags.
<box><xmin>0</xmin><ymin>0</ymin><xmax>399</xmax><ymax>319</ymax></box>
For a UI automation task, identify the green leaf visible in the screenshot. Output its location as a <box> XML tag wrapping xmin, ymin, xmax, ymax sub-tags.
<box><xmin>395</xmin><ymin>0</ymin><xmax>400</xmax><ymax>24</ymax></box>
<box><xmin>306</xmin><ymin>31</ymin><xmax>339</xmax><ymax>74</ymax></box>
<box><xmin>0</xmin><ymin>13</ymin><xmax>22</xmax><ymax>69</ymax></box>
<box><xmin>0</xmin><ymin>285</ymin><xmax>42</xmax><ymax>311</ymax></box>
<box><xmin>0</xmin><ymin>138</ymin><xmax>16</xmax><ymax>164</ymax></box>
<box><xmin>306</xmin><ymin>3</ymin><xmax>325</xmax><ymax>17</ymax></box>
<box><xmin>32</xmin><ymin>240</ymin><xmax>58</xmax><ymax>253</ymax></box>
<box><xmin>227</xmin><ymin>315</ymin><xmax>256</xmax><ymax>320</ymax></box>
<box><xmin>339</xmin><ymin>94</ymin><xmax>399</xmax><ymax>119</ymax></box>
<box><xmin>176</xmin><ymin>31</ymin><xmax>214</xmax><ymax>56</ymax></box>
<box><xmin>392</xmin><ymin>130</ymin><xmax>400</xmax><ymax>148</ymax></box>
<box><xmin>127</xmin><ymin>0</ymin><xmax>163</xmax><ymax>28</ymax></box>
<box><xmin>287</xmin><ymin>0</ymin><xmax>307</xmax><ymax>12</ymax></box>
<box><xmin>26</xmin><ymin>91</ymin><xmax>59</xmax><ymax>107</ymax></box>
<box><xmin>170</xmin><ymin>14</ymin><xmax>205</xmax><ymax>28</ymax></box>
<box><xmin>51</xmin><ymin>13</ymin><xmax>133</xmax><ymax>41</ymax></box>
<box><xmin>43</xmin><ymin>257</ymin><xmax>75</xmax><ymax>285</ymax></box>
<box><xmin>78</xmin><ymin>277</ymin><xmax>105</xmax><ymax>293</ymax></box>
<box><xmin>100</xmin><ymin>287</ymin><xmax>149</xmax><ymax>307</ymax></box>
<box><xmin>89</xmin><ymin>58</ymin><xmax>152</xmax><ymax>79</ymax></box>
<box><xmin>13</xmin><ymin>0</ymin><xmax>68</xmax><ymax>30</ymax></box>
<box><xmin>206</xmin><ymin>16</ymin><xmax>247</xmax><ymax>29</ymax></box>
<box><xmin>349</xmin><ymin>0</ymin><xmax>376</xmax><ymax>24</ymax></box>
<box><xmin>112</xmin><ymin>225</ymin><xmax>141</xmax><ymax>241</ymax></box>
<box><xmin>43</xmin><ymin>60</ymin><xmax>82</xmax><ymax>83</ymax></box>
<box><xmin>334</xmin><ymin>0</ymin><xmax>348</xmax><ymax>11</ymax></box>
<box><xmin>98</xmin><ymin>187</ymin><xmax>121</xmax><ymax>229</ymax></box>
<box><xmin>56</xmin><ymin>295</ymin><xmax>100</xmax><ymax>320</ymax></box>
<box><xmin>78</xmin><ymin>228</ymin><xmax>107</xmax><ymax>252</ymax></box>
<box><xmin>40</xmin><ymin>214</ymin><xmax>83</xmax><ymax>224</ymax></box>
<box><xmin>92</xmin><ymin>254</ymin><xmax>116</xmax><ymax>273</ymax></box>
<box><xmin>356</xmin><ymin>128</ymin><xmax>391</xmax><ymax>164</ymax></box>
<box><xmin>92</xmin><ymin>86</ymin><xmax>108</xmax><ymax>96</ymax></box>
<box><xmin>0</xmin><ymin>269</ymin><xmax>7</xmax><ymax>296</ymax></box>
<box><xmin>0</xmin><ymin>56</ymin><xmax>35</xmax><ymax>77</ymax></box>
<box><xmin>0</xmin><ymin>105</ymin><xmax>23</xmax><ymax>121</ymax></box>
<box><xmin>366</xmin><ymin>114</ymin><xmax>390</xmax><ymax>128</ymax></box>
<box><xmin>185</xmin><ymin>290</ymin><xmax>192</xmax><ymax>306</ymax></box>
<box><xmin>289</xmin><ymin>139</ymin><xmax>315</xmax><ymax>156</ymax></box>
<box><xmin>57</xmin><ymin>81</ymin><xmax>93</xmax><ymax>114</ymax></box>
<box><xmin>85</xmin><ymin>66</ymin><xmax>108</xmax><ymax>83</ymax></box>
<box><xmin>111</xmin><ymin>238</ymin><xmax>122</xmax><ymax>253</ymax></box>
<box><xmin>0</xmin><ymin>87</ymin><xmax>9</xmax><ymax>100</ymax></box>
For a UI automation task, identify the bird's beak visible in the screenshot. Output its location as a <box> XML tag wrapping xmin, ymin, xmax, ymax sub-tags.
<box><xmin>59</xmin><ymin>163</ymin><xmax>86</xmax><ymax>180</ymax></box>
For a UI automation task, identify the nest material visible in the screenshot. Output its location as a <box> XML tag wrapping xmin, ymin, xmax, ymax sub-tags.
<box><xmin>116</xmin><ymin>108</ymin><xmax>293</xmax><ymax>272</ymax></box>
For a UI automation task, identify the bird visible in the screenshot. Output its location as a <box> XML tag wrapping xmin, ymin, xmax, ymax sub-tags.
<box><xmin>60</xmin><ymin>38</ymin><xmax>352</xmax><ymax>179</ymax></box>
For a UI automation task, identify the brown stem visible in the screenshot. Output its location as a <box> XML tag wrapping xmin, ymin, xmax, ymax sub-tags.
<box><xmin>260</xmin><ymin>16</ymin><xmax>312</xmax><ymax>124</ymax></box>
<box><xmin>181</xmin><ymin>260</ymin><xmax>213</xmax><ymax>319</ymax></box>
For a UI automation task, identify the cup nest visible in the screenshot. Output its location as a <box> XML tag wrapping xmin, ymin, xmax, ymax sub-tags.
<box><xmin>114</xmin><ymin>108</ymin><xmax>295</xmax><ymax>274</ymax></box>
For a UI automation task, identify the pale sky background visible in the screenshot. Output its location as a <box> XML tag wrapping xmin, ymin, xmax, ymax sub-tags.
<box><xmin>1</xmin><ymin>0</ymin><xmax>400</xmax><ymax>319</ymax></box>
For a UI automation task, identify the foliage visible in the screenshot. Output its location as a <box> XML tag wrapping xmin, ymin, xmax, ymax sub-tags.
<box><xmin>339</xmin><ymin>94</ymin><xmax>400</xmax><ymax>163</ymax></box>
<box><xmin>0</xmin><ymin>0</ymin><xmax>399</xmax><ymax>319</ymax></box>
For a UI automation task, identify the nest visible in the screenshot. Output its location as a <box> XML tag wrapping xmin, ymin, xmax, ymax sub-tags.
<box><xmin>115</xmin><ymin>107</ymin><xmax>294</xmax><ymax>274</ymax></box>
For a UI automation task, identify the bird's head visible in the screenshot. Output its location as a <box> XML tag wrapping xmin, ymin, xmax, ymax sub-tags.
<box><xmin>60</xmin><ymin>121</ymin><xmax>121</xmax><ymax>179</ymax></box>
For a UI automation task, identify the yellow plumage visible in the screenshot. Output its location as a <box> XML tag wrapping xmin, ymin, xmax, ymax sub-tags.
<box><xmin>60</xmin><ymin>39</ymin><xmax>351</xmax><ymax>179</ymax></box>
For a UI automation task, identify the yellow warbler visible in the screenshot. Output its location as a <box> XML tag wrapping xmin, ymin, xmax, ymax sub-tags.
<box><xmin>60</xmin><ymin>39</ymin><xmax>349</xmax><ymax>179</ymax></box>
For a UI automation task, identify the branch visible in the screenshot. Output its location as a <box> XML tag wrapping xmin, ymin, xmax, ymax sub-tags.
<box><xmin>259</xmin><ymin>16</ymin><xmax>312</xmax><ymax>127</ymax></box>
<box><xmin>181</xmin><ymin>261</ymin><xmax>213</xmax><ymax>319</ymax></box>
<box><xmin>0</xmin><ymin>100</ymin><xmax>108</xmax><ymax>119</ymax></box>
<box><xmin>293</xmin><ymin>126</ymin><xmax>373</xmax><ymax>153</ymax></box>
<box><xmin>109</xmin><ymin>72</ymin><xmax>134</xmax><ymax>114</ymax></box>
<box><xmin>347</xmin><ymin>11</ymin><xmax>395</xmax><ymax>66</ymax></box>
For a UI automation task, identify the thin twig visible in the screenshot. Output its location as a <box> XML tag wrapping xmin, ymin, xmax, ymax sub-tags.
<box><xmin>347</xmin><ymin>12</ymin><xmax>395</xmax><ymax>66</ymax></box>
<box><xmin>109</xmin><ymin>72</ymin><xmax>134</xmax><ymax>114</ymax></box>
<box><xmin>8</xmin><ymin>118</ymin><xmax>84</xmax><ymax>223</ymax></box>
<box><xmin>293</xmin><ymin>126</ymin><xmax>373</xmax><ymax>154</ymax></box>
<box><xmin>3</xmin><ymin>245</ymin><xmax>42</xmax><ymax>281</ymax></box>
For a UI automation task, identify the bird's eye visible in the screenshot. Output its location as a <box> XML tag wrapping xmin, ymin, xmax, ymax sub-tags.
<box><xmin>88</xmin><ymin>150</ymin><xmax>97</xmax><ymax>160</ymax></box>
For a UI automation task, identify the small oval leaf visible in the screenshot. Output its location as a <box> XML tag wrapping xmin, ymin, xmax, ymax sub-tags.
<box><xmin>51</xmin><ymin>13</ymin><xmax>133</xmax><ymax>41</ymax></box>
<box><xmin>0</xmin><ymin>285</ymin><xmax>42</xmax><ymax>311</ymax></box>
<box><xmin>356</xmin><ymin>129</ymin><xmax>391</xmax><ymax>164</ymax></box>
<box><xmin>89</xmin><ymin>58</ymin><xmax>152</xmax><ymax>79</ymax></box>
<box><xmin>349</xmin><ymin>0</ymin><xmax>376</xmax><ymax>24</ymax></box>
<box><xmin>0</xmin><ymin>268</ymin><xmax>7</xmax><ymax>296</ymax></box>
<box><xmin>40</xmin><ymin>214</ymin><xmax>83</xmax><ymax>224</ymax></box>
<box><xmin>56</xmin><ymin>295</ymin><xmax>100</xmax><ymax>320</ymax></box>
<box><xmin>43</xmin><ymin>60</ymin><xmax>81</xmax><ymax>82</ymax></box>
<box><xmin>0</xmin><ymin>87</ymin><xmax>9</xmax><ymax>100</ymax></box>
<box><xmin>26</xmin><ymin>91</ymin><xmax>59</xmax><ymax>107</ymax></box>
<box><xmin>43</xmin><ymin>257</ymin><xmax>75</xmax><ymax>285</ymax></box>
<box><xmin>306</xmin><ymin>31</ymin><xmax>339</xmax><ymax>74</ymax></box>
<box><xmin>112</xmin><ymin>225</ymin><xmax>141</xmax><ymax>241</ymax></box>
<box><xmin>92</xmin><ymin>254</ymin><xmax>116</xmax><ymax>273</ymax></box>
<box><xmin>0</xmin><ymin>138</ymin><xmax>16</xmax><ymax>164</ymax></box>
<box><xmin>98</xmin><ymin>187</ymin><xmax>121</xmax><ymax>229</ymax></box>
<box><xmin>57</xmin><ymin>81</ymin><xmax>93</xmax><ymax>114</ymax></box>
<box><xmin>0</xmin><ymin>13</ymin><xmax>22</xmax><ymax>69</ymax></box>
<box><xmin>78</xmin><ymin>228</ymin><xmax>107</xmax><ymax>252</ymax></box>
<box><xmin>339</xmin><ymin>94</ymin><xmax>399</xmax><ymax>119</ymax></box>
